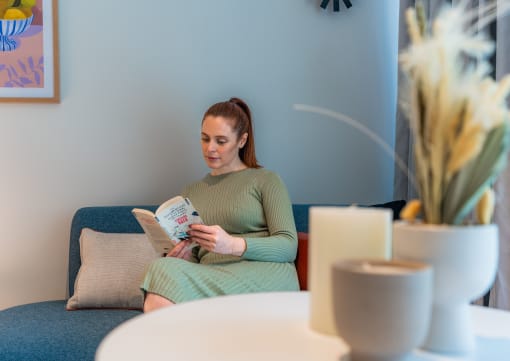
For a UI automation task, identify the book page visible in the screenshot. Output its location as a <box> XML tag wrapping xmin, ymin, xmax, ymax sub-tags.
<box><xmin>156</xmin><ymin>195</ymin><xmax>186</xmax><ymax>214</ymax></box>
<box><xmin>131</xmin><ymin>208</ymin><xmax>175</xmax><ymax>254</ymax></box>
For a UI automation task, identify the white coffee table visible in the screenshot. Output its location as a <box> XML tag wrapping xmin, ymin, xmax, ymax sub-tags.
<box><xmin>96</xmin><ymin>291</ymin><xmax>510</xmax><ymax>361</ymax></box>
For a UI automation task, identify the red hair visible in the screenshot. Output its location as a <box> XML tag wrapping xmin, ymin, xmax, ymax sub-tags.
<box><xmin>202</xmin><ymin>97</ymin><xmax>262</xmax><ymax>168</ymax></box>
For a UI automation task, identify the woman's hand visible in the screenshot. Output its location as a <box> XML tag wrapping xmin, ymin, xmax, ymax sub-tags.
<box><xmin>166</xmin><ymin>239</ymin><xmax>194</xmax><ymax>260</ymax></box>
<box><xmin>188</xmin><ymin>224</ymin><xmax>246</xmax><ymax>256</ymax></box>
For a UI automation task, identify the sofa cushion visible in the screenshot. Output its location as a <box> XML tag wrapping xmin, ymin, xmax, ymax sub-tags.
<box><xmin>0</xmin><ymin>300</ymin><xmax>140</xmax><ymax>361</ymax></box>
<box><xmin>66</xmin><ymin>229</ymin><xmax>159</xmax><ymax>310</ymax></box>
<box><xmin>68</xmin><ymin>206</ymin><xmax>158</xmax><ymax>298</ymax></box>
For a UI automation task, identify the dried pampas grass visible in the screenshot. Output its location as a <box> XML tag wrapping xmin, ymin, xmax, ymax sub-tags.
<box><xmin>400</xmin><ymin>0</ymin><xmax>510</xmax><ymax>224</ymax></box>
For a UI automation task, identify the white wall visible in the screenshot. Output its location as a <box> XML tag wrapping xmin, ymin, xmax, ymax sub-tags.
<box><xmin>0</xmin><ymin>0</ymin><xmax>399</xmax><ymax>309</ymax></box>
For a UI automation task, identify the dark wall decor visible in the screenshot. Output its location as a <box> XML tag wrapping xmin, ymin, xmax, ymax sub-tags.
<box><xmin>320</xmin><ymin>0</ymin><xmax>355</xmax><ymax>12</ymax></box>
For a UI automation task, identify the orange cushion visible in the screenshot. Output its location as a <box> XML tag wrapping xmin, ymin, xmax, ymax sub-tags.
<box><xmin>296</xmin><ymin>232</ymin><xmax>309</xmax><ymax>290</ymax></box>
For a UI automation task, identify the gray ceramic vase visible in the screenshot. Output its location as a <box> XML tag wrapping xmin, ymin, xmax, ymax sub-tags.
<box><xmin>332</xmin><ymin>259</ymin><xmax>433</xmax><ymax>361</ymax></box>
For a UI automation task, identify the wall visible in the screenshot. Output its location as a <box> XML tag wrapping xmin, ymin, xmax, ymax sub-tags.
<box><xmin>0</xmin><ymin>0</ymin><xmax>399</xmax><ymax>309</ymax></box>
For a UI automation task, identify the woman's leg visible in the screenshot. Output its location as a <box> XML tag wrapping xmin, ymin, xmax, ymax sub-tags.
<box><xmin>143</xmin><ymin>292</ymin><xmax>174</xmax><ymax>313</ymax></box>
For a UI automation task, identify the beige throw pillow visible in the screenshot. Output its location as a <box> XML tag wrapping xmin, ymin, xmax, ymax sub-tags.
<box><xmin>66</xmin><ymin>228</ymin><xmax>160</xmax><ymax>310</ymax></box>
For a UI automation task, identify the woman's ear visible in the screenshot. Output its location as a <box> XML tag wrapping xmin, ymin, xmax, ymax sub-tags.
<box><xmin>239</xmin><ymin>132</ymin><xmax>248</xmax><ymax>148</ymax></box>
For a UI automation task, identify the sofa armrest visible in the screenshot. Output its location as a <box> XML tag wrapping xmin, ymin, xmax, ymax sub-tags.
<box><xmin>295</xmin><ymin>232</ymin><xmax>309</xmax><ymax>291</ymax></box>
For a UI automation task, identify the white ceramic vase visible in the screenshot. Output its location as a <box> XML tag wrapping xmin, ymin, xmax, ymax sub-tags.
<box><xmin>392</xmin><ymin>221</ymin><xmax>499</xmax><ymax>355</ymax></box>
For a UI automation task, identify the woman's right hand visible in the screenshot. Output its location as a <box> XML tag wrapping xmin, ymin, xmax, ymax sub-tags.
<box><xmin>166</xmin><ymin>239</ymin><xmax>194</xmax><ymax>261</ymax></box>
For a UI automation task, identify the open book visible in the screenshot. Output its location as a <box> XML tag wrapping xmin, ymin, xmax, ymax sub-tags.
<box><xmin>132</xmin><ymin>196</ymin><xmax>203</xmax><ymax>254</ymax></box>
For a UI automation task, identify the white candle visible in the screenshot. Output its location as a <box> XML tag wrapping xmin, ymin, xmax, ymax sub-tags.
<box><xmin>309</xmin><ymin>206</ymin><xmax>392</xmax><ymax>335</ymax></box>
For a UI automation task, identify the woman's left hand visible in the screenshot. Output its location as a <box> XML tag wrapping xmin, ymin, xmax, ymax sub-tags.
<box><xmin>166</xmin><ymin>239</ymin><xmax>194</xmax><ymax>260</ymax></box>
<box><xmin>188</xmin><ymin>224</ymin><xmax>246</xmax><ymax>256</ymax></box>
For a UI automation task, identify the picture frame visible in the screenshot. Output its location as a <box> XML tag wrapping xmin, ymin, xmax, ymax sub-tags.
<box><xmin>0</xmin><ymin>0</ymin><xmax>60</xmax><ymax>103</ymax></box>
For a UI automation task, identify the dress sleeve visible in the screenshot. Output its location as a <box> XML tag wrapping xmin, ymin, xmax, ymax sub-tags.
<box><xmin>242</xmin><ymin>172</ymin><xmax>298</xmax><ymax>263</ymax></box>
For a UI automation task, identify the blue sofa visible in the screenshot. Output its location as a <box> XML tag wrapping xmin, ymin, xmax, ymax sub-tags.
<box><xmin>0</xmin><ymin>201</ymin><xmax>405</xmax><ymax>361</ymax></box>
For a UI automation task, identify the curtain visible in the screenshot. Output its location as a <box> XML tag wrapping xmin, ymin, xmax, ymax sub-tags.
<box><xmin>490</xmin><ymin>1</ymin><xmax>510</xmax><ymax>310</ymax></box>
<box><xmin>393</xmin><ymin>0</ymin><xmax>445</xmax><ymax>202</ymax></box>
<box><xmin>394</xmin><ymin>0</ymin><xmax>510</xmax><ymax>309</ymax></box>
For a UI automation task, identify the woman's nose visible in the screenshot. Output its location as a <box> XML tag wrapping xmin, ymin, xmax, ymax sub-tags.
<box><xmin>207</xmin><ymin>142</ymin><xmax>217</xmax><ymax>152</ymax></box>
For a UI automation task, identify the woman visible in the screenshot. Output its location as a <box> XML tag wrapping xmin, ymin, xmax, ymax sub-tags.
<box><xmin>141</xmin><ymin>97</ymin><xmax>299</xmax><ymax>312</ymax></box>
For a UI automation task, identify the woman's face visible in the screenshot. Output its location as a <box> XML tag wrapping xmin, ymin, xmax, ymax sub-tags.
<box><xmin>201</xmin><ymin>115</ymin><xmax>247</xmax><ymax>175</ymax></box>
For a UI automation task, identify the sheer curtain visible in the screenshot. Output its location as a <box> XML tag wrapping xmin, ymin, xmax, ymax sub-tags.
<box><xmin>394</xmin><ymin>0</ymin><xmax>445</xmax><ymax>202</ymax></box>
<box><xmin>394</xmin><ymin>0</ymin><xmax>510</xmax><ymax>310</ymax></box>
<box><xmin>490</xmin><ymin>1</ymin><xmax>510</xmax><ymax>310</ymax></box>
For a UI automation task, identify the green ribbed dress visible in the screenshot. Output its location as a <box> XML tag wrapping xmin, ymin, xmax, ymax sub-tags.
<box><xmin>140</xmin><ymin>168</ymin><xmax>300</xmax><ymax>303</ymax></box>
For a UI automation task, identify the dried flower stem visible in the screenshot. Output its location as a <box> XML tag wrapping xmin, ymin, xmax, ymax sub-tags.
<box><xmin>401</xmin><ymin>0</ymin><xmax>510</xmax><ymax>224</ymax></box>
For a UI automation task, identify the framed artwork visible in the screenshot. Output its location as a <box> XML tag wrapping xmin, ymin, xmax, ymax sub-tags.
<box><xmin>0</xmin><ymin>0</ymin><xmax>59</xmax><ymax>103</ymax></box>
